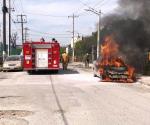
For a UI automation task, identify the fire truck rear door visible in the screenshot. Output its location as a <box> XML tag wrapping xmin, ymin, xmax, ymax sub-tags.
<box><xmin>36</xmin><ymin>49</ymin><xmax>48</xmax><ymax>68</ymax></box>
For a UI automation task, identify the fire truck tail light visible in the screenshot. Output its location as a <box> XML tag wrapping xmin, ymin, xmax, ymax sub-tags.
<box><xmin>26</xmin><ymin>51</ymin><xmax>30</xmax><ymax>54</ymax></box>
<box><xmin>53</xmin><ymin>60</ymin><xmax>57</xmax><ymax>64</ymax></box>
<box><xmin>26</xmin><ymin>60</ymin><xmax>30</xmax><ymax>64</ymax></box>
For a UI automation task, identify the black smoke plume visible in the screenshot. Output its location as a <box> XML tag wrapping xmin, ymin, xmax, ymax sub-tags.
<box><xmin>101</xmin><ymin>0</ymin><xmax>150</xmax><ymax>73</ymax></box>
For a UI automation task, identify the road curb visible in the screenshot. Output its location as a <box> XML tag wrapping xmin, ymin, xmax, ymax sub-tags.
<box><xmin>140</xmin><ymin>82</ymin><xmax>150</xmax><ymax>87</ymax></box>
<box><xmin>139</xmin><ymin>79</ymin><xmax>150</xmax><ymax>87</ymax></box>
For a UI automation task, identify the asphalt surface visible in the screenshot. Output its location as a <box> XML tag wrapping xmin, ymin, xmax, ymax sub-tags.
<box><xmin>0</xmin><ymin>65</ymin><xmax>150</xmax><ymax>125</ymax></box>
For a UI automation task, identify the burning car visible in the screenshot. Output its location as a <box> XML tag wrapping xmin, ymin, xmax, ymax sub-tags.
<box><xmin>93</xmin><ymin>36</ymin><xmax>136</xmax><ymax>83</ymax></box>
<box><xmin>99</xmin><ymin>58</ymin><xmax>136</xmax><ymax>82</ymax></box>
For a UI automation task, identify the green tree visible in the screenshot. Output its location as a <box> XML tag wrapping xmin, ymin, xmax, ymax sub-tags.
<box><xmin>11</xmin><ymin>48</ymin><xmax>22</xmax><ymax>55</ymax></box>
<box><xmin>74</xmin><ymin>32</ymin><xmax>97</xmax><ymax>61</ymax></box>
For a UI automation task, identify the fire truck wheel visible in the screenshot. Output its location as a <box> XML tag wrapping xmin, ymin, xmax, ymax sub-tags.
<box><xmin>27</xmin><ymin>71</ymin><xmax>33</xmax><ymax>74</ymax></box>
<box><xmin>53</xmin><ymin>70</ymin><xmax>58</xmax><ymax>74</ymax></box>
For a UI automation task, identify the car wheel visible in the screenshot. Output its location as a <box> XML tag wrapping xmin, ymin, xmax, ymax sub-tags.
<box><xmin>94</xmin><ymin>74</ymin><xmax>97</xmax><ymax>77</ymax></box>
<box><xmin>53</xmin><ymin>70</ymin><xmax>59</xmax><ymax>74</ymax></box>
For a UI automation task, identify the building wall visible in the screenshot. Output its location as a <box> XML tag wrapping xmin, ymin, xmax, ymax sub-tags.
<box><xmin>70</xmin><ymin>37</ymin><xmax>82</xmax><ymax>48</ymax></box>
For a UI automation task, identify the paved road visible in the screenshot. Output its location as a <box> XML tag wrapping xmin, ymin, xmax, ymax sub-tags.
<box><xmin>0</xmin><ymin>67</ymin><xmax>150</xmax><ymax>125</ymax></box>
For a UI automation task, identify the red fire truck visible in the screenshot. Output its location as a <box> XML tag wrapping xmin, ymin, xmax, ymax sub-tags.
<box><xmin>23</xmin><ymin>41</ymin><xmax>60</xmax><ymax>73</ymax></box>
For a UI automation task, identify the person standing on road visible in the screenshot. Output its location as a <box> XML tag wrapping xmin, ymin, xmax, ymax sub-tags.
<box><xmin>61</xmin><ymin>52</ymin><xmax>69</xmax><ymax>70</ymax></box>
<box><xmin>84</xmin><ymin>53</ymin><xmax>90</xmax><ymax>68</ymax></box>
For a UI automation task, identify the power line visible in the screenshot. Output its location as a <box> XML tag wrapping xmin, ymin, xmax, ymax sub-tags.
<box><xmin>13</xmin><ymin>0</ymin><xmax>23</xmax><ymax>13</ymax></box>
<box><xmin>85</xmin><ymin>8</ymin><xmax>102</xmax><ymax>59</ymax></box>
<box><xmin>12</xmin><ymin>0</ymin><xmax>20</xmax><ymax>13</ymax></box>
<box><xmin>11</xmin><ymin>12</ymin><xmax>20</xmax><ymax>31</ymax></box>
<box><xmin>76</xmin><ymin>0</ymin><xmax>108</xmax><ymax>16</ymax></box>
<box><xmin>77</xmin><ymin>0</ymin><xmax>102</xmax><ymax>16</ymax></box>
<box><xmin>29</xmin><ymin>29</ymin><xmax>72</xmax><ymax>36</ymax></box>
<box><xmin>11</xmin><ymin>18</ymin><xmax>18</xmax><ymax>31</ymax></box>
<box><xmin>26</xmin><ymin>12</ymin><xmax>68</xmax><ymax>18</ymax></box>
<box><xmin>29</xmin><ymin>34</ymin><xmax>73</xmax><ymax>38</ymax></box>
<box><xmin>73</xmin><ymin>0</ymin><xmax>93</xmax><ymax>14</ymax></box>
<box><xmin>19</xmin><ymin>0</ymin><xmax>24</xmax><ymax>13</ymax></box>
<box><xmin>78</xmin><ymin>0</ymin><xmax>93</xmax><ymax>10</ymax></box>
<box><xmin>95</xmin><ymin>0</ymin><xmax>112</xmax><ymax>8</ymax></box>
<box><xmin>14</xmin><ymin>14</ymin><xmax>27</xmax><ymax>45</ymax></box>
<box><xmin>93</xmin><ymin>0</ymin><xmax>106</xmax><ymax>7</ymax></box>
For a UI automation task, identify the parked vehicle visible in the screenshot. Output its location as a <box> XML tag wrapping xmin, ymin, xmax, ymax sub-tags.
<box><xmin>3</xmin><ymin>55</ymin><xmax>23</xmax><ymax>71</ymax></box>
<box><xmin>23</xmin><ymin>40</ymin><xmax>60</xmax><ymax>73</ymax></box>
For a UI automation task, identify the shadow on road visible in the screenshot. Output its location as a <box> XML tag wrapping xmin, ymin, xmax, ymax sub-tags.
<box><xmin>3</xmin><ymin>70</ymin><xmax>23</xmax><ymax>72</ymax></box>
<box><xmin>0</xmin><ymin>77</ymin><xmax>8</xmax><ymax>80</ymax></box>
<box><xmin>58</xmin><ymin>69</ymin><xmax>79</xmax><ymax>75</ymax></box>
<box><xmin>28</xmin><ymin>68</ymin><xmax>79</xmax><ymax>75</ymax></box>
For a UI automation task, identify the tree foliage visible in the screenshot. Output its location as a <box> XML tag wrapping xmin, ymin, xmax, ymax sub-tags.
<box><xmin>11</xmin><ymin>48</ymin><xmax>22</xmax><ymax>55</ymax></box>
<box><xmin>75</xmin><ymin>32</ymin><xmax>97</xmax><ymax>61</ymax></box>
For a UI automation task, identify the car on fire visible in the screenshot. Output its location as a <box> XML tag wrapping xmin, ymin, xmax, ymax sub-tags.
<box><xmin>93</xmin><ymin>57</ymin><xmax>136</xmax><ymax>82</ymax></box>
<box><xmin>3</xmin><ymin>55</ymin><xmax>23</xmax><ymax>71</ymax></box>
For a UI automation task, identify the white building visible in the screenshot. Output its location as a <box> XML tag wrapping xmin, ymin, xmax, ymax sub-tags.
<box><xmin>70</xmin><ymin>36</ymin><xmax>82</xmax><ymax>48</ymax></box>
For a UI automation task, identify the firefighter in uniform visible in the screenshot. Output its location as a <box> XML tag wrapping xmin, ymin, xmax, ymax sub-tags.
<box><xmin>61</xmin><ymin>52</ymin><xmax>69</xmax><ymax>70</ymax></box>
<box><xmin>40</xmin><ymin>37</ymin><xmax>45</xmax><ymax>42</ymax></box>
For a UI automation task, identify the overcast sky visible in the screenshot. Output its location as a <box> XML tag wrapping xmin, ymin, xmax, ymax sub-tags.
<box><xmin>0</xmin><ymin>0</ymin><xmax>118</xmax><ymax>45</ymax></box>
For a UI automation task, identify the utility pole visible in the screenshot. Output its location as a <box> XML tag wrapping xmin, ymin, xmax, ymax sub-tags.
<box><xmin>85</xmin><ymin>8</ymin><xmax>102</xmax><ymax>59</ymax></box>
<box><xmin>0</xmin><ymin>24</ymin><xmax>1</xmax><ymax>43</ymax></box>
<box><xmin>24</xmin><ymin>27</ymin><xmax>29</xmax><ymax>42</ymax></box>
<box><xmin>0</xmin><ymin>25</ymin><xmax>2</xmax><ymax>55</ymax></box>
<box><xmin>8</xmin><ymin>0</ymin><xmax>13</xmax><ymax>56</ymax></box>
<box><xmin>97</xmin><ymin>10</ymin><xmax>101</xmax><ymax>59</ymax></box>
<box><xmin>92</xmin><ymin>45</ymin><xmax>94</xmax><ymax>62</ymax></box>
<box><xmin>68</xmin><ymin>14</ymin><xmax>79</xmax><ymax>62</ymax></box>
<box><xmin>14</xmin><ymin>14</ymin><xmax>27</xmax><ymax>46</ymax></box>
<box><xmin>2</xmin><ymin>0</ymin><xmax>8</xmax><ymax>60</ymax></box>
<box><xmin>8</xmin><ymin>0</ymin><xmax>14</xmax><ymax>56</ymax></box>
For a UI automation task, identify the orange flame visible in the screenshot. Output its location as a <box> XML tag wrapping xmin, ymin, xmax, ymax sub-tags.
<box><xmin>100</xmin><ymin>36</ymin><xmax>135</xmax><ymax>83</ymax></box>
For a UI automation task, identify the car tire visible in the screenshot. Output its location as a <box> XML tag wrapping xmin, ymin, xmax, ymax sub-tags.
<box><xmin>94</xmin><ymin>74</ymin><xmax>97</xmax><ymax>77</ymax></box>
<box><xmin>53</xmin><ymin>70</ymin><xmax>59</xmax><ymax>74</ymax></box>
